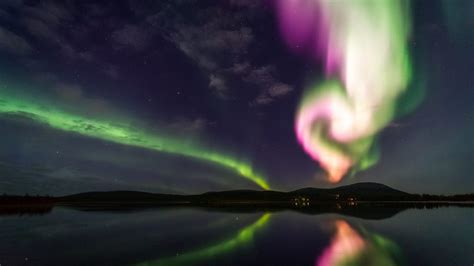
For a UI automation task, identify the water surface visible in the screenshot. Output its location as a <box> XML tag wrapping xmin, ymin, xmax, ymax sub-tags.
<box><xmin>0</xmin><ymin>207</ymin><xmax>472</xmax><ymax>266</ymax></box>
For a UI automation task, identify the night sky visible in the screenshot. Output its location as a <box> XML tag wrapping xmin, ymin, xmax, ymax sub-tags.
<box><xmin>0</xmin><ymin>0</ymin><xmax>472</xmax><ymax>195</ymax></box>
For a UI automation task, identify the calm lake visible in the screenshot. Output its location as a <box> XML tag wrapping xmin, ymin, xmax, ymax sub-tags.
<box><xmin>0</xmin><ymin>207</ymin><xmax>472</xmax><ymax>266</ymax></box>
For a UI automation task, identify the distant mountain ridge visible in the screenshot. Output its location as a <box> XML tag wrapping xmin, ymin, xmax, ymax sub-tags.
<box><xmin>197</xmin><ymin>182</ymin><xmax>412</xmax><ymax>202</ymax></box>
<box><xmin>58</xmin><ymin>182</ymin><xmax>473</xmax><ymax>203</ymax></box>
<box><xmin>65</xmin><ymin>182</ymin><xmax>406</xmax><ymax>197</ymax></box>
<box><xmin>291</xmin><ymin>182</ymin><xmax>410</xmax><ymax>199</ymax></box>
<box><xmin>2</xmin><ymin>182</ymin><xmax>473</xmax><ymax>220</ymax></box>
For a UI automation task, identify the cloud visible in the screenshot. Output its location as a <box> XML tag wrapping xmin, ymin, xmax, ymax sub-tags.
<box><xmin>0</xmin><ymin>27</ymin><xmax>32</xmax><ymax>55</ymax></box>
<box><xmin>253</xmin><ymin>83</ymin><xmax>294</xmax><ymax>105</ymax></box>
<box><xmin>23</xmin><ymin>17</ymin><xmax>59</xmax><ymax>40</ymax></box>
<box><xmin>229</xmin><ymin>62</ymin><xmax>251</xmax><ymax>75</ymax></box>
<box><xmin>192</xmin><ymin>26</ymin><xmax>253</xmax><ymax>53</ymax></box>
<box><xmin>167</xmin><ymin>117</ymin><xmax>210</xmax><ymax>134</ymax></box>
<box><xmin>23</xmin><ymin>16</ymin><xmax>95</xmax><ymax>61</ymax></box>
<box><xmin>166</xmin><ymin>21</ymin><xmax>254</xmax><ymax>72</ymax></box>
<box><xmin>22</xmin><ymin>1</ymin><xmax>72</xmax><ymax>26</ymax></box>
<box><xmin>209</xmin><ymin>74</ymin><xmax>228</xmax><ymax>97</ymax></box>
<box><xmin>144</xmin><ymin>4</ymin><xmax>257</xmax><ymax>96</ymax></box>
<box><xmin>244</xmin><ymin>66</ymin><xmax>277</xmax><ymax>86</ymax></box>
<box><xmin>146</xmin><ymin>3</ymin><xmax>293</xmax><ymax>104</ymax></box>
<box><xmin>111</xmin><ymin>24</ymin><xmax>151</xmax><ymax>51</ymax></box>
<box><xmin>0</xmin><ymin>1</ymin><xmax>122</xmax><ymax>80</ymax></box>
<box><xmin>243</xmin><ymin>65</ymin><xmax>294</xmax><ymax>106</ymax></box>
<box><xmin>20</xmin><ymin>2</ymin><xmax>78</xmax><ymax>58</ymax></box>
<box><xmin>103</xmin><ymin>64</ymin><xmax>119</xmax><ymax>79</ymax></box>
<box><xmin>242</xmin><ymin>63</ymin><xmax>294</xmax><ymax>105</ymax></box>
<box><xmin>17</xmin><ymin>3</ymin><xmax>99</xmax><ymax>64</ymax></box>
<box><xmin>147</xmin><ymin>6</ymin><xmax>261</xmax><ymax>99</ymax></box>
<box><xmin>53</xmin><ymin>83</ymin><xmax>117</xmax><ymax>117</ymax></box>
<box><xmin>2</xmin><ymin>1</ymin><xmax>293</xmax><ymax>105</ymax></box>
<box><xmin>269</xmin><ymin>83</ymin><xmax>293</xmax><ymax>97</ymax></box>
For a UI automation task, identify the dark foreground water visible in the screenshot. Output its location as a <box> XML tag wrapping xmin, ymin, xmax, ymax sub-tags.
<box><xmin>0</xmin><ymin>207</ymin><xmax>472</xmax><ymax>266</ymax></box>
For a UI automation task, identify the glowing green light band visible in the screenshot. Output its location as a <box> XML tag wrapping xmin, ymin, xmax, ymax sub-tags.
<box><xmin>135</xmin><ymin>213</ymin><xmax>271</xmax><ymax>266</ymax></box>
<box><xmin>0</xmin><ymin>90</ymin><xmax>270</xmax><ymax>190</ymax></box>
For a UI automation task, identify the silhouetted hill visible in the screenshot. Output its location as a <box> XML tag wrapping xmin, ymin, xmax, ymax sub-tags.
<box><xmin>56</xmin><ymin>182</ymin><xmax>472</xmax><ymax>203</ymax></box>
<box><xmin>1</xmin><ymin>183</ymin><xmax>473</xmax><ymax>219</ymax></box>
<box><xmin>292</xmin><ymin>182</ymin><xmax>411</xmax><ymax>200</ymax></box>
<box><xmin>62</xmin><ymin>191</ymin><xmax>186</xmax><ymax>202</ymax></box>
<box><xmin>3</xmin><ymin>182</ymin><xmax>474</xmax><ymax>207</ymax></box>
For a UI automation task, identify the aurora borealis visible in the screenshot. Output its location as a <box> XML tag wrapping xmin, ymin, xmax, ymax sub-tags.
<box><xmin>277</xmin><ymin>0</ymin><xmax>414</xmax><ymax>182</ymax></box>
<box><xmin>0</xmin><ymin>88</ymin><xmax>270</xmax><ymax>190</ymax></box>
<box><xmin>0</xmin><ymin>0</ymin><xmax>472</xmax><ymax>194</ymax></box>
<box><xmin>0</xmin><ymin>1</ymin><xmax>473</xmax><ymax>266</ymax></box>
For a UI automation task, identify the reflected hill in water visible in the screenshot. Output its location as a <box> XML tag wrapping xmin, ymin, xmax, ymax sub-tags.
<box><xmin>1</xmin><ymin>182</ymin><xmax>473</xmax><ymax>219</ymax></box>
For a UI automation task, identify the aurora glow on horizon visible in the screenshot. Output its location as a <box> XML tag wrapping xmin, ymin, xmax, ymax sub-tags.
<box><xmin>0</xmin><ymin>88</ymin><xmax>270</xmax><ymax>190</ymax></box>
<box><xmin>277</xmin><ymin>0</ymin><xmax>414</xmax><ymax>182</ymax></box>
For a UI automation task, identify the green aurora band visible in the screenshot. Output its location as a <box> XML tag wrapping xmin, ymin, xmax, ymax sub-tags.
<box><xmin>0</xmin><ymin>89</ymin><xmax>270</xmax><ymax>190</ymax></box>
<box><xmin>135</xmin><ymin>213</ymin><xmax>271</xmax><ymax>266</ymax></box>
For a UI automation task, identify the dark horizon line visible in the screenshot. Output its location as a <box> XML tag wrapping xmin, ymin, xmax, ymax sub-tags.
<box><xmin>1</xmin><ymin>182</ymin><xmax>473</xmax><ymax>199</ymax></box>
<box><xmin>1</xmin><ymin>182</ymin><xmax>473</xmax><ymax>220</ymax></box>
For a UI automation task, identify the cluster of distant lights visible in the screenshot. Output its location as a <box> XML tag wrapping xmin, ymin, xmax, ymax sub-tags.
<box><xmin>293</xmin><ymin>196</ymin><xmax>310</xmax><ymax>206</ymax></box>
